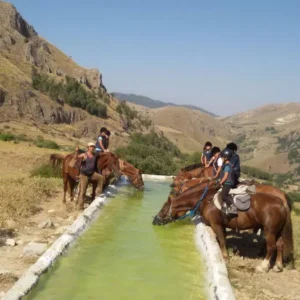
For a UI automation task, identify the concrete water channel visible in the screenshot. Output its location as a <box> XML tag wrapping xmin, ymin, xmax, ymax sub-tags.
<box><xmin>24</xmin><ymin>179</ymin><xmax>207</xmax><ymax>300</ymax></box>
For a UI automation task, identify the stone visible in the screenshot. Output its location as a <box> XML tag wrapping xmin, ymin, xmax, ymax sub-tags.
<box><xmin>22</xmin><ymin>242</ymin><xmax>47</xmax><ymax>259</ymax></box>
<box><xmin>17</xmin><ymin>240</ymin><xmax>24</xmax><ymax>246</ymax></box>
<box><xmin>47</xmin><ymin>209</ymin><xmax>56</xmax><ymax>214</ymax></box>
<box><xmin>5</xmin><ymin>238</ymin><xmax>16</xmax><ymax>247</ymax></box>
<box><xmin>0</xmin><ymin>291</ymin><xmax>5</xmax><ymax>298</ymax></box>
<box><xmin>4</xmin><ymin>219</ymin><xmax>17</xmax><ymax>230</ymax></box>
<box><xmin>38</xmin><ymin>220</ymin><xmax>54</xmax><ymax>229</ymax></box>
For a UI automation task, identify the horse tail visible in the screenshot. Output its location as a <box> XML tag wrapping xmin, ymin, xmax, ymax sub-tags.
<box><xmin>281</xmin><ymin>204</ymin><xmax>294</xmax><ymax>266</ymax></box>
<box><xmin>284</xmin><ymin>192</ymin><xmax>293</xmax><ymax>211</ymax></box>
<box><xmin>49</xmin><ymin>154</ymin><xmax>65</xmax><ymax>168</ymax></box>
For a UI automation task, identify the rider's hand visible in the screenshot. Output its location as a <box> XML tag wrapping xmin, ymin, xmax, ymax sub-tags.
<box><xmin>75</xmin><ymin>145</ymin><xmax>79</xmax><ymax>152</ymax></box>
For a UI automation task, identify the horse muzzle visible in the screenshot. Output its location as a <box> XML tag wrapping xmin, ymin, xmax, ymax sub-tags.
<box><xmin>152</xmin><ymin>215</ymin><xmax>173</xmax><ymax>226</ymax></box>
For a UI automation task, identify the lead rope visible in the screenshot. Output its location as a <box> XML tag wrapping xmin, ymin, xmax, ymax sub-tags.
<box><xmin>176</xmin><ymin>183</ymin><xmax>210</xmax><ymax>221</ymax></box>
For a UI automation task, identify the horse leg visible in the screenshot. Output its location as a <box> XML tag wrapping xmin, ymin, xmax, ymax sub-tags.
<box><xmin>211</xmin><ymin>223</ymin><xmax>228</xmax><ymax>260</ymax></box>
<box><xmin>69</xmin><ymin>178</ymin><xmax>76</xmax><ymax>202</ymax></box>
<box><xmin>63</xmin><ymin>173</ymin><xmax>68</xmax><ymax>203</ymax></box>
<box><xmin>256</xmin><ymin>230</ymin><xmax>276</xmax><ymax>272</ymax></box>
<box><xmin>273</xmin><ymin>236</ymin><xmax>284</xmax><ymax>272</ymax></box>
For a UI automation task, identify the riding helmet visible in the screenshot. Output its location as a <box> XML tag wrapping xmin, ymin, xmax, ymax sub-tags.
<box><xmin>221</xmin><ymin>148</ymin><xmax>234</xmax><ymax>160</ymax></box>
<box><xmin>226</xmin><ymin>142</ymin><xmax>238</xmax><ymax>152</ymax></box>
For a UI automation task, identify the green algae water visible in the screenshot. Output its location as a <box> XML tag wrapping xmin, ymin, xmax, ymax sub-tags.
<box><xmin>26</xmin><ymin>180</ymin><xmax>206</xmax><ymax>300</ymax></box>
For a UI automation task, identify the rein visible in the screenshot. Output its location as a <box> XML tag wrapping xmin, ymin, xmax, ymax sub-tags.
<box><xmin>176</xmin><ymin>183</ymin><xmax>210</xmax><ymax>221</ymax></box>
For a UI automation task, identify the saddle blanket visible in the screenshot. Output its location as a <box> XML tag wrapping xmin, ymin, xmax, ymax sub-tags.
<box><xmin>213</xmin><ymin>184</ymin><xmax>256</xmax><ymax>211</ymax></box>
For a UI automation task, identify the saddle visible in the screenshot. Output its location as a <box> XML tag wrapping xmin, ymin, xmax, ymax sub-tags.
<box><xmin>213</xmin><ymin>184</ymin><xmax>256</xmax><ymax>212</ymax></box>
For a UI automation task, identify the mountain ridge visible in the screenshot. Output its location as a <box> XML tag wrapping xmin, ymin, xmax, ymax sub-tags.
<box><xmin>114</xmin><ymin>92</ymin><xmax>218</xmax><ymax>117</ymax></box>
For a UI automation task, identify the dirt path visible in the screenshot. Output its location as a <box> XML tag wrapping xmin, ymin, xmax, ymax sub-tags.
<box><xmin>0</xmin><ymin>192</ymin><xmax>79</xmax><ymax>295</ymax></box>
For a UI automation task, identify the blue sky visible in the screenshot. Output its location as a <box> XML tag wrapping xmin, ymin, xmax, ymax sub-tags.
<box><xmin>8</xmin><ymin>0</ymin><xmax>300</xmax><ymax>116</ymax></box>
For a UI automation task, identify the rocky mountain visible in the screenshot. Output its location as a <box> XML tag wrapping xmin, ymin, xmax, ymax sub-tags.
<box><xmin>114</xmin><ymin>92</ymin><xmax>217</xmax><ymax>117</ymax></box>
<box><xmin>0</xmin><ymin>1</ymin><xmax>229</xmax><ymax>153</ymax></box>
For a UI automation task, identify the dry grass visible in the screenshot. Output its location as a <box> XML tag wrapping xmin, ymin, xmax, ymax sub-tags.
<box><xmin>0</xmin><ymin>177</ymin><xmax>61</xmax><ymax>223</ymax></box>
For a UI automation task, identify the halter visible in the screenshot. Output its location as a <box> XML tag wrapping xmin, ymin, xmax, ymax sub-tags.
<box><xmin>128</xmin><ymin>171</ymin><xmax>144</xmax><ymax>189</ymax></box>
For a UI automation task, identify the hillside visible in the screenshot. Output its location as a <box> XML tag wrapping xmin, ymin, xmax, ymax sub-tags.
<box><xmin>114</xmin><ymin>92</ymin><xmax>218</xmax><ymax>117</ymax></box>
<box><xmin>224</xmin><ymin>103</ymin><xmax>300</xmax><ymax>185</ymax></box>
<box><xmin>0</xmin><ymin>1</ymin><xmax>227</xmax><ymax>154</ymax></box>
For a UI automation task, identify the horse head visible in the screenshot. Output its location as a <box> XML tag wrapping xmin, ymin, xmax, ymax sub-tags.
<box><xmin>153</xmin><ymin>182</ymin><xmax>219</xmax><ymax>226</ymax></box>
<box><xmin>120</xmin><ymin>160</ymin><xmax>144</xmax><ymax>191</ymax></box>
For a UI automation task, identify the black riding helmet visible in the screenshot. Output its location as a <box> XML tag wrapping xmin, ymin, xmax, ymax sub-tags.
<box><xmin>226</xmin><ymin>142</ymin><xmax>238</xmax><ymax>152</ymax></box>
<box><xmin>221</xmin><ymin>148</ymin><xmax>234</xmax><ymax>160</ymax></box>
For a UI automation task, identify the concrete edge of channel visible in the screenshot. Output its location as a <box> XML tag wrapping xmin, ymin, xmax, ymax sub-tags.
<box><xmin>2</xmin><ymin>174</ymin><xmax>235</xmax><ymax>300</ymax></box>
<box><xmin>195</xmin><ymin>221</ymin><xmax>236</xmax><ymax>300</ymax></box>
<box><xmin>1</xmin><ymin>184</ymin><xmax>119</xmax><ymax>300</ymax></box>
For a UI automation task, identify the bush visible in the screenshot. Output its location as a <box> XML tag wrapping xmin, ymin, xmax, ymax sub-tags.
<box><xmin>287</xmin><ymin>192</ymin><xmax>300</xmax><ymax>205</ymax></box>
<box><xmin>115</xmin><ymin>132</ymin><xmax>184</xmax><ymax>175</ymax></box>
<box><xmin>32</xmin><ymin>71</ymin><xmax>108</xmax><ymax>118</ymax></box>
<box><xmin>0</xmin><ymin>132</ymin><xmax>15</xmax><ymax>141</ymax></box>
<box><xmin>241</xmin><ymin>165</ymin><xmax>273</xmax><ymax>181</ymax></box>
<box><xmin>33</xmin><ymin>137</ymin><xmax>59</xmax><ymax>149</ymax></box>
<box><xmin>30</xmin><ymin>163</ymin><xmax>62</xmax><ymax>178</ymax></box>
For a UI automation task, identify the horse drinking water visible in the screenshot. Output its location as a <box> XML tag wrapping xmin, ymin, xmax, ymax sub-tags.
<box><xmin>153</xmin><ymin>183</ymin><xmax>293</xmax><ymax>272</ymax></box>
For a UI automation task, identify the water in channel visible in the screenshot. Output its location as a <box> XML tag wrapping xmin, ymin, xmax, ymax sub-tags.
<box><xmin>26</xmin><ymin>180</ymin><xmax>206</xmax><ymax>300</ymax></box>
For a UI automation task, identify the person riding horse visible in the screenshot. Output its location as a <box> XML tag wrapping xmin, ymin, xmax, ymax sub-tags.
<box><xmin>219</xmin><ymin>148</ymin><xmax>238</xmax><ymax>216</ymax></box>
<box><xmin>226</xmin><ymin>142</ymin><xmax>240</xmax><ymax>188</ymax></box>
<box><xmin>201</xmin><ymin>141</ymin><xmax>212</xmax><ymax>167</ymax></box>
<box><xmin>75</xmin><ymin>142</ymin><xmax>104</xmax><ymax>210</ymax></box>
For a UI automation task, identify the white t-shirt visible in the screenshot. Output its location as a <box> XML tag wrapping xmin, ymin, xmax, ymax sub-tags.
<box><xmin>217</xmin><ymin>157</ymin><xmax>223</xmax><ymax>167</ymax></box>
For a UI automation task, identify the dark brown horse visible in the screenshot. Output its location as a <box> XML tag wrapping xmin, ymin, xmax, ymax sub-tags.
<box><xmin>51</xmin><ymin>152</ymin><xmax>121</xmax><ymax>203</ymax></box>
<box><xmin>119</xmin><ymin>159</ymin><xmax>144</xmax><ymax>190</ymax></box>
<box><xmin>153</xmin><ymin>184</ymin><xmax>294</xmax><ymax>273</ymax></box>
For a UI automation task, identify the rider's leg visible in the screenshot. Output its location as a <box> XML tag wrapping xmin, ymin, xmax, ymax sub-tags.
<box><xmin>78</xmin><ymin>174</ymin><xmax>88</xmax><ymax>209</ymax></box>
<box><xmin>221</xmin><ymin>184</ymin><xmax>237</xmax><ymax>214</ymax></box>
<box><xmin>90</xmin><ymin>172</ymin><xmax>104</xmax><ymax>196</ymax></box>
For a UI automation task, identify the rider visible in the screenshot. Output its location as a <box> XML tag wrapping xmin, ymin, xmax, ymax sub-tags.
<box><xmin>226</xmin><ymin>142</ymin><xmax>240</xmax><ymax>188</ymax></box>
<box><xmin>75</xmin><ymin>142</ymin><xmax>104</xmax><ymax>210</ymax></box>
<box><xmin>219</xmin><ymin>148</ymin><xmax>238</xmax><ymax>216</ymax></box>
<box><xmin>209</xmin><ymin>147</ymin><xmax>223</xmax><ymax>178</ymax></box>
<box><xmin>95</xmin><ymin>127</ymin><xmax>108</xmax><ymax>153</ymax></box>
<box><xmin>104</xmin><ymin>130</ymin><xmax>111</xmax><ymax>152</ymax></box>
<box><xmin>201</xmin><ymin>141</ymin><xmax>212</xmax><ymax>167</ymax></box>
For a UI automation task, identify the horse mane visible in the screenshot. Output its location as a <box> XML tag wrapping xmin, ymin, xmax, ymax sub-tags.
<box><xmin>181</xmin><ymin>162</ymin><xmax>203</xmax><ymax>172</ymax></box>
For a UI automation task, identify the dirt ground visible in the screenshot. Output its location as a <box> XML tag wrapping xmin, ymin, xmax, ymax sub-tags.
<box><xmin>226</xmin><ymin>212</ymin><xmax>300</xmax><ymax>300</ymax></box>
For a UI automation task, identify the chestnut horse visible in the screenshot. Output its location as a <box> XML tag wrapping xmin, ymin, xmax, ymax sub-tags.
<box><xmin>51</xmin><ymin>152</ymin><xmax>121</xmax><ymax>203</ymax></box>
<box><xmin>119</xmin><ymin>159</ymin><xmax>144</xmax><ymax>190</ymax></box>
<box><xmin>171</xmin><ymin>166</ymin><xmax>213</xmax><ymax>187</ymax></box>
<box><xmin>171</xmin><ymin>177</ymin><xmax>290</xmax><ymax>210</ymax></box>
<box><xmin>153</xmin><ymin>184</ymin><xmax>294</xmax><ymax>273</ymax></box>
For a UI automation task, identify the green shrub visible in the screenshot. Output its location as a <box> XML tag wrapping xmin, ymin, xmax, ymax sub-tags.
<box><xmin>0</xmin><ymin>132</ymin><xmax>15</xmax><ymax>141</ymax></box>
<box><xmin>30</xmin><ymin>163</ymin><xmax>62</xmax><ymax>178</ymax></box>
<box><xmin>34</xmin><ymin>138</ymin><xmax>59</xmax><ymax>149</ymax></box>
<box><xmin>32</xmin><ymin>71</ymin><xmax>108</xmax><ymax>118</ymax></box>
<box><xmin>241</xmin><ymin>165</ymin><xmax>273</xmax><ymax>181</ymax></box>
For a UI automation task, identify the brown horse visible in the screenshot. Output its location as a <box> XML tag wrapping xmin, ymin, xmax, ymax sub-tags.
<box><xmin>171</xmin><ymin>166</ymin><xmax>213</xmax><ymax>187</ymax></box>
<box><xmin>153</xmin><ymin>184</ymin><xmax>294</xmax><ymax>273</ymax></box>
<box><xmin>51</xmin><ymin>152</ymin><xmax>121</xmax><ymax>203</ymax></box>
<box><xmin>119</xmin><ymin>159</ymin><xmax>144</xmax><ymax>190</ymax></box>
<box><xmin>171</xmin><ymin>177</ymin><xmax>290</xmax><ymax>209</ymax></box>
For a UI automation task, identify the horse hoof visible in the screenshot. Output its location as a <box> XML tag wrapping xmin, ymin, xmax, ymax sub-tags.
<box><xmin>256</xmin><ymin>265</ymin><xmax>269</xmax><ymax>273</ymax></box>
<box><xmin>272</xmin><ymin>265</ymin><xmax>283</xmax><ymax>273</ymax></box>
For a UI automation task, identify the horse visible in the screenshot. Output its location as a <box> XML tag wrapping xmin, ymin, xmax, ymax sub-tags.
<box><xmin>153</xmin><ymin>184</ymin><xmax>294</xmax><ymax>273</ymax></box>
<box><xmin>51</xmin><ymin>152</ymin><xmax>121</xmax><ymax>204</ymax></box>
<box><xmin>119</xmin><ymin>159</ymin><xmax>144</xmax><ymax>190</ymax></box>
<box><xmin>170</xmin><ymin>177</ymin><xmax>290</xmax><ymax>209</ymax></box>
<box><xmin>171</xmin><ymin>166</ymin><xmax>213</xmax><ymax>187</ymax></box>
